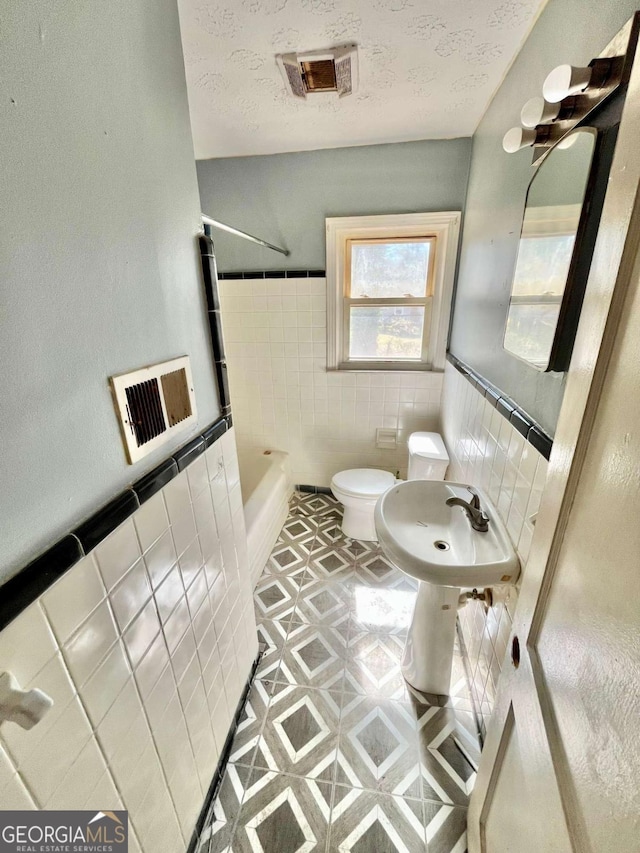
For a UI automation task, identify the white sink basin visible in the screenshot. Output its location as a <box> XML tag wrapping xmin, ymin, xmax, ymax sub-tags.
<box><xmin>374</xmin><ymin>480</ymin><xmax>520</xmax><ymax>588</ymax></box>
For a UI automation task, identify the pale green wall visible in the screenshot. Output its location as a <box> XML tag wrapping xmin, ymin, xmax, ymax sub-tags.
<box><xmin>0</xmin><ymin>0</ymin><xmax>218</xmax><ymax>580</ymax></box>
<box><xmin>449</xmin><ymin>0</ymin><xmax>639</xmax><ymax>436</ymax></box>
<box><xmin>196</xmin><ymin>139</ymin><xmax>472</xmax><ymax>271</ymax></box>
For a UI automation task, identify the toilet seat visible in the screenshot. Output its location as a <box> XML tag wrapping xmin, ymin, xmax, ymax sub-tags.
<box><xmin>331</xmin><ymin>468</ymin><xmax>396</xmax><ymax>499</ymax></box>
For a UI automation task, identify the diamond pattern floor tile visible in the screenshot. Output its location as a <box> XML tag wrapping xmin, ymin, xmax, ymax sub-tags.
<box><xmin>254</xmin><ymin>575</ymin><xmax>301</xmax><ymax>623</ymax></box>
<box><xmin>416</xmin><ymin>706</ymin><xmax>480</xmax><ymax>806</ymax></box>
<box><xmin>304</xmin><ymin>544</ymin><xmax>357</xmax><ymax>582</ymax></box>
<box><xmin>255</xmin><ymin>620</ymin><xmax>288</xmax><ymax>681</ymax></box>
<box><xmin>329</xmin><ymin>788</ymin><xmax>426</xmax><ymax>852</ymax></box>
<box><xmin>338</xmin><ymin>694</ymin><xmax>422</xmax><ymax>797</ymax></box>
<box><xmin>226</xmin><ymin>680</ymin><xmax>271</xmax><ymax>767</ymax></box>
<box><xmin>343</xmin><ymin>632</ymin><xmax>410</xmax><ymax>700</ymax></box>
<box><xmin>424</xmin><ymin>800</ymin><xmax>469</xmax><ymax>853</ymax></box>
<box><xmin>254</xmin><ymin>685</ymin><xmax>341</xmax><ymax>780</ymax></box>
<box><xmin>292</xmin><ymin>578</ymin><xmax>354</xmax><ymax>627</ymax></box>
<box><xmin>231</xmin><ymin>770</ymin><xmax>332</xmax><ymax>853</ymax></box>
<box><xmin>198</xmin><ymin>496</ymin><xmax>480</xmax><ymax>851</ymax></box>
<box><xmin>278</xmin><ymin>624</ymin><xmax>348</xmax><ymax>691</ymax></box>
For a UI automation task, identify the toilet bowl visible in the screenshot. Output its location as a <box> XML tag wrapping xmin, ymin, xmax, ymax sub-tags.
<box><xmin>330</xmin><ymin>468</ymin><xmax>396</xmax><ymax>541</ymax></box>
<box><xmin>331</xmin><ymin>432</ymin><xmax>450</xmax><ymax>542</ymax></box>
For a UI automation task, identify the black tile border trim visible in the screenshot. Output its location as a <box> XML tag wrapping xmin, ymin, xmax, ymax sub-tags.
<box><xmin>0</xmin><ymin>413</ymin><xmax>233</xmax><ymax>633</ymax></box>
<box><xmin>187</xmin><ymin>646</ymin><xmax>263</xmax><ymax>853</ymax></box>
<box><xmin>447</xmin><ymin>353</ymin><xmax>553</xmax><ymax>461</ymax></box>
<box><xmin>218</xmin><ymin>269</ymin><xmax>326</xmax><ymax>280</ymax></box>
<box><xmin>200</xmin><ymin>234</ymin><xmax>232</xmax><ymax>416</ymax></box>
<box><xmin>73</xmin><ymin>490</ymin><xmax>140</xmax><ymax>555</ymax></box>
<box><xmin>0</xmin><ymin>536</ymin><xmax>84</xmax><ymax>635</ymax></box>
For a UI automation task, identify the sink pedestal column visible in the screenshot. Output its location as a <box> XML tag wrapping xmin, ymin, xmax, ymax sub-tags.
<box><xmin>402</xmin><ymin>582</ymin><xmax>460</xmax><ymax>695</ymax></box>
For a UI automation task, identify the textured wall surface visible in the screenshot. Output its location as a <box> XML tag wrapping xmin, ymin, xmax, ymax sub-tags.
<box><xmin>178</xmin><ymin>0</ymin><xmax>545</xmax><ymax>157</ymax></box>
<box><xmin>0</xmin><ymin>429</ymin><xmax>257</xmax><ymax>853</ymax></box>
<box><xmin>449</xmin><ymin>0</ymin><xmax>639</xmax><ymax>435</ymax></box>
<box><xmin>219</xmin><ymin>277</ymin><xmax>443</xmax><ymax>486</ymax></box>
<box><xmin>0</xmin><ymin>0</ymin><xmax>218</xmax><ymax>581</ymax></box>
<box><xmin>440</xmin><ymin>363</ymin><xmax>547</xmax><ymax>737</ymax></box>
<box><xmin>196</xmin><ymin>138</ymin><xmax>471</xmax><ymax>270</ymax></box>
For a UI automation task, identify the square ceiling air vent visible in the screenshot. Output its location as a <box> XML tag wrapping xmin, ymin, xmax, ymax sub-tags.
<box><xmin>277</xmin><ymin>44</ymin><xmax>358</xmax><ymax>100</ymax></box>
<box><xmin>110</xmin><ymin>356</ymin><xmax>197</xmax><ymax>464</ymax></box>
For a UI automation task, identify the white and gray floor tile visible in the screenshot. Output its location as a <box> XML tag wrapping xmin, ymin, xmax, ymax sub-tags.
<box><xmin>199</xmin><ymin>491</ymin><xmax>477</xmax><ymax>852</ymax></box>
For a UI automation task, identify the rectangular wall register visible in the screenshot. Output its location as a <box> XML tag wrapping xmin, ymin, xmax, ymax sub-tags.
<box><xmin>441</xmin><ymin>362</ymin><xmax>548</xmax><ymax>738</ymax></box>
<box><xmin>0</xmin><ymin>427</ymin><xmax>258</xmax><ymax>853</ymax></box>
<box><xmin>110</xmin><ymin>357</ymin><xmax>198</xmax><ymax>464</ymax></box>
<box><xmin>218</xmin><ymin>275</ymin><xmax>443</xmax><ymax>486</ymax></box>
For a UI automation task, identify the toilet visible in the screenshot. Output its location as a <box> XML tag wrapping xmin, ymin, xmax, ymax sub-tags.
<box><xmin>330</xmin><ymin>468</ymin><xmax>396</xmax><ymax>541</ymax></box>
<box><xmin>330</xmin><ymin>431</ymin><xmax>450</xmax><ymax>541</ymax></box>
<box><xmin>406</xmin><ymin>431</ymin><xmax>449</xmax><ymax>480</ymax></box>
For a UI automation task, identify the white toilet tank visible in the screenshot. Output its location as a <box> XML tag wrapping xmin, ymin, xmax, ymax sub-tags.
<box><xmin>407</xmin><ymin>431</ymin><xmax>449</xmax><ymax>480</ymax></box>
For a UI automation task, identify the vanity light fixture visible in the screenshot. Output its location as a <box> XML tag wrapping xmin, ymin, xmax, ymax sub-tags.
<box><xmin>503</xmin><ymin>50</ymin><xmax>625</xmax><ymax>156</ymax></box>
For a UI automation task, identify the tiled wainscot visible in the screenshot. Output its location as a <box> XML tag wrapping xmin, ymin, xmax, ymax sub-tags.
<box><xmin>219</xmin><ymin>275</ymin><xmax>443</xmax><ymax>486</ymax></box>
<box><xmin>440</xmin><ymin>362</ymin><xmax>548</xmax><ymax>736</ymax></box>
<box><xmin>0</xmin><ymin>428</ymin><xmax>258</xmax><ymax>853</ymax></box>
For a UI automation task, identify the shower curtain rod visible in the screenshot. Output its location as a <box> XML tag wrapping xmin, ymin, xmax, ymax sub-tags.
<box><xmin>201</xmin><ymin>214</ymin><xmax>290</xmax><ymax>257</ymax></box>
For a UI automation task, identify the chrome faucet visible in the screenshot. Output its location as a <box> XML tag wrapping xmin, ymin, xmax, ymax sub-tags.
<box><xmin>446</xmin><ymin>487</ymin><xmax>490</xmax><ymax>533</ymax></box>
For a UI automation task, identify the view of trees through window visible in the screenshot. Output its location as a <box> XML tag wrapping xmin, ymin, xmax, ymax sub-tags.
<box><xmin>347</xmin><ymin>239</ymin><xmax>431</xmax><ymax>360</ymax></box>
<box><xmin>350</xmin><ymin>239</ymin><xmax>431</xmax><ymax>297</ymax></box>
<box><xmin>350</xmin><ymin>306</ymin><xmax>425</xmax><ymax>359</ymax></box>
<box><xmin>504</xmin><ymin>230</ymin><xmax>574</xmax><ymax>365</ymax></box>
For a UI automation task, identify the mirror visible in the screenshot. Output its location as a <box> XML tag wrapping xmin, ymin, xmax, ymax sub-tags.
<box><xmin>503</xmin><ymin>129</ymin><xmax>597</xmax><ymax>370</ymax></box>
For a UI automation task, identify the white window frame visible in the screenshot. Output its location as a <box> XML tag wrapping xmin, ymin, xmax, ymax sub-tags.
<box><xmin>326</xmin><ymin>212</ymin><xmax>461</xmax><ymax>371</ymax></box>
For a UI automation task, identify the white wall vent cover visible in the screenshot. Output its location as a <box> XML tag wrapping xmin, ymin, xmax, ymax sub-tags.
<box><xmin>276</xmin><ymin>45</ymin><xmax>358</xmax><ymax>100</ymax></box>
<box><xmin>110</xmin><ymin>356</ymin><xmax>197</xmax><ymax>464</ymax></box>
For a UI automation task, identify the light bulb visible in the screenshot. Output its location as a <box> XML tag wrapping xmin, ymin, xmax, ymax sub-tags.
<box><xmin>520</xmin><ymin>97</ymin><xmax>560</xmax><ymax>128</ymax></box>
<box><xmin>557</xmin><ymin>133</ymin><xmax>580</xmax><ymax>150</ymax></box>
<box><xmin>543</xmin><ymin>65</ymin><xmax>592</xmax><ymax>103</ymax></box>
<box><xmin>502</xmin><ymin>127</ymin><xmax>537</xmax><ymax>153</ymax></box>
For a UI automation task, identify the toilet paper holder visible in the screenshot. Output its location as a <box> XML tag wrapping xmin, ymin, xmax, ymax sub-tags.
<box><xmin>0</xmin><ymin>671</ymin><xmax>54</xmax><ymax>730</ymax></box>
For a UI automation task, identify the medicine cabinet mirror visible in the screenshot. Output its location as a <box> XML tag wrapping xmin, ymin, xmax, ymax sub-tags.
<box><xmin>503</xmin><ymin>129</ymin><xmax>597</xmax><ymax>371</ymax></box>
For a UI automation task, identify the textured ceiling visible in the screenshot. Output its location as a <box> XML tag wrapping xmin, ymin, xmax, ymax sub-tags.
<box><xmin>178</xmin><ymin>0</ymin><xmax>545</xmax><ymax>159</ymax></box>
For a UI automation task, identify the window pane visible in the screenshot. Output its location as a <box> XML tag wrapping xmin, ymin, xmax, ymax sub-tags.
<box><xmin>503</xmin><ymin>303</ymin><xmax>560</xmax><ymax>367</ymax></box>
<box><xmin>350</xmin><ymin>240</ymin><xmax>431</xmax><ymax>298</ymax></box>
<box><xmin>512</xmin><ymin>234</ymin><xmax>576</xmax><ymax>297</ymax></box>
<box><xmin>349</xmin><ymin>306</ymin><xmax>425</xmax><ymax>360</ymax></box>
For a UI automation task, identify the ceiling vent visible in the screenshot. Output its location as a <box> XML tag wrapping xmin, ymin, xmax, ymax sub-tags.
<box><xmin>110</xmin><ymin>356</ymin><xmax>197</xmax><ymax>464</ymax></box>
<box><xmin>276</xmin><ymin>45</ymin><xmax>358</xmax><ymax>99</ymax></box>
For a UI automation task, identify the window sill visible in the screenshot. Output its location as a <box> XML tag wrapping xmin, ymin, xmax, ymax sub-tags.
<box><xmin>329</xmin><ymin>362</ymin><xmax>438</xmax><ymax>372</ymax></box>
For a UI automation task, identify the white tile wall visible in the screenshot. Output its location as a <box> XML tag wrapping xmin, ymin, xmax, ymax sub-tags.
<box><xmin>0</xmin><ymin>428</ymin><xmax>257</xmax><ymax>853</ymax></box>
<box><xmin>440</xmin><ymin>363</ymin><xmax>548</xmax><ymax>733</ymax></box>
<box><xmin>219</xmin><ymin>277</ymin><xmax>443</xmax><ymax>486</ymax></box>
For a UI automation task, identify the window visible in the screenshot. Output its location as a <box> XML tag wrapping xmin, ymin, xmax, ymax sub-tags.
<box><xmin>326</xmin><ymin>213</ymin><xmax>461</xmax><ymax>371</ymax></box>
<box><xmin>503</xmin><ymin>204</ymin><xmax>581</xmax><ymax>367</ymax></box>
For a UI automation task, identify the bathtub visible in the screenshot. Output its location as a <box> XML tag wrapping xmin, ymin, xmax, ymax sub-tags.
<box><xmin>238</xmin><ymin>448</ymin><xmax>293</xmax><ymax>587</ymax></box>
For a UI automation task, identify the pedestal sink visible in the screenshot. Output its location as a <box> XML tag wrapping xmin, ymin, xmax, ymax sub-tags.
<box><xmin>374</xmin><ymin>481</ymin><xmax>520</xmax><ymax>695</ymax></box>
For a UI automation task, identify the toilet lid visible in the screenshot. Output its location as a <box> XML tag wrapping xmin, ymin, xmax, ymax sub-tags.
<box><xmin>331</xmin><ymin>468</ymin><xmax>395</xmax><ymax>499</ymax></box>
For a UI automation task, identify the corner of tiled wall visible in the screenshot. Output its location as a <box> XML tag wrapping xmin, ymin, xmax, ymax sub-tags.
<box><xmin>219</xmin><ymin>277</ymin><xmax>444</xmax><ymax>485</ymax></box>
<box><xmin>440</xmin><ymin>362</ymin><xmax>548</xmax><ymax>736</ymax></box>
<box><xmin>0</xmin><ymin>426</ymin><xmax>257</xmax><ymax>853</ymax></box>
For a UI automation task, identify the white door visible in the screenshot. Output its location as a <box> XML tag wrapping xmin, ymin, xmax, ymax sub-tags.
<box><xmin>468</xmin><ymin>38</ymin><xmax>640</xmax><ymax>853</ymax></box>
